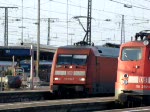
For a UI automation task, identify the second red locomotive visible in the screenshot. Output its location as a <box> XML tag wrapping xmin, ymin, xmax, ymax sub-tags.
<box><xmin>115</xmin><ymin>30</ymin><xmax>150</xmax><ymax>105</ymax></box>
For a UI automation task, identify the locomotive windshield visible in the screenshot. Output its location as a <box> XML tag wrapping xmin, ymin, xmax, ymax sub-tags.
<box><xmin>57</xmin><ymin>55</ymin><xmax>72</xmax><ymax>65</ymax></box>
<box><xmin>57</xmin><ymin>54</ymin><xmax>87</xmax><ymax>65</ymax></box>
<box><xmin>72</xmin><ymin>55</ymin><xmax>87</xmax><ymax>65</ymax></box>
<box><xmin>122</xmin><ymin>48</ymin><xmax>142</xmax><ymax>61</ymax></box>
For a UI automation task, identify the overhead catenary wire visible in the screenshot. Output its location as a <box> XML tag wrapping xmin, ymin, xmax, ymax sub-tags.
<box><xmin>0</xmin><ymin>0</ymin><xmax>150</xmax><ymax>46</ymax></box>
<box><xmin>1</xmin><ymin>0</ymin><xmax>150</xmax><ymax>22</ymax></box>
<box><xmin>109</xmin><ymin>0</ymin><xmax>150</xmax><ymax>11</ymax></box>
<box><xmin>0</xmin><ymin>0</ymin><xmax>149</xmax><ymax>26</ymax></box>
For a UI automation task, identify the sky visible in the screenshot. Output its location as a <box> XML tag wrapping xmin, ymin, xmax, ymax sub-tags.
<box><xmin>0</xmin><ymin>0</ymin><xmax>150</xmax><ymax>46</ymax></box>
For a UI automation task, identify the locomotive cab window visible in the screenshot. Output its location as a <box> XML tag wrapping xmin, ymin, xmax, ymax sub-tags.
<box><xmin>72</xmin><ymin>55</ymin><xmax>87</xmax><ymax>65</ymax></box>
<box><xmin>57</xmin><ymin>54</ymin><xmax>87</xmax><ymax>65</ymax></box>
<box><xmin>122</xmin><ymin>48</ymin><xmax>142</xmax><ymax>61</ymax></box>
<box><xmin>57</xmin><ymin>55</ymin><xmax>72</xmax><ymax>65</ymax></box>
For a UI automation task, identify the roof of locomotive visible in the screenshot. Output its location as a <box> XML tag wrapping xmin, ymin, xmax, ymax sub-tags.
<box><xmin>121</xmin><ymin>40</ymin><xmax>145</xmax><ymax>47</ymax></box>
<box><xmin>96</xmin><ymin>46</ymin><xmax>119</xmax><ymax>57</ymax></box>
<box><xmin>58</xmin><ymin>45</ymin><xmax>119</xmax><ymax>58</ymax></box>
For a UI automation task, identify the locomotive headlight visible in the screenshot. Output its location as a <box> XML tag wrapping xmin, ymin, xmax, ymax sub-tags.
<box><xmin>54</xmin><ymin>77</ymin><xmax>60</xmax><ymax>80</ymax></box>
<box><xmin>123</xmin><ymin>80</ymin><xmax>128</xmax><ymax>85</ymax></box>
<box><xmin>80</xmin><ymin>78</ymin><xmax>85</xmax><ymax>81</ymax></box>
<box><xmin>69</xmin><ymin>66</ymin><xmax>73</xmax><ymax>68</ymax></box>
<box><xmin>143</xmin><ymin>40</ymin><xmax>149</xmax><ymax>46</ymax></box>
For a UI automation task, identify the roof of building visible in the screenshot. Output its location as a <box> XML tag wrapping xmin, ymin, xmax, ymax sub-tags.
<box><xmin>0</xmin><ymin>43</ymin><xmax>57</xmax><ymax>53</ymax></box>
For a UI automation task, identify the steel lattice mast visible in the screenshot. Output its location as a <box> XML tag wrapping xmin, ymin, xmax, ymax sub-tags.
<box><xmin>121</xmin><ymin>15</ymin><xmax>125</xmax><ymax>44</ymax></box>
<box><xmin>0</xmin><ymin>7</ymin><xmax>17</xmax><ymax>46</ymax></box>
<box><xmin>83</xmin><ymin>0</ymin><xmax>92</xmax><ymax>45</ymax></box>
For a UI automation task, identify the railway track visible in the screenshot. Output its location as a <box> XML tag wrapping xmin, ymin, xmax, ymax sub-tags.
<box><xmin>0</xmin><ymin>97</ymin><xmax>115</xmax><ymax>112</ymax></box>
<box><xmin>0</xmin><ymin>87</ymin><xmax>115</xmax><ymax>103</ymax></box>
<box><xmin>0</xmin><ymin>96</ymin><xmax>149</xmax><ymax>112</ymax></box>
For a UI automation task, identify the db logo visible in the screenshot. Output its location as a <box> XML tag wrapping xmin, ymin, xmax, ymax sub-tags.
<box><xmin>138</xmin><ymin>77</ymin><xmax>148</xmax><ymax>83</ymax></box>
<box><xmin>67</xmin><ymin>71</ymin><xmax>74</xmax><ymax>75</ymax></box>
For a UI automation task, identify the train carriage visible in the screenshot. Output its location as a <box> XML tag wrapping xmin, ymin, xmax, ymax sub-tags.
<box><xmin>20</xmin><ymin>60</ymin><xmax>52</xmax><ymax>82</ymax></box>
<box><xmin>50</xmin><ymin>45</ymin><xmax>119</xmax><ymax>96</ymax></box>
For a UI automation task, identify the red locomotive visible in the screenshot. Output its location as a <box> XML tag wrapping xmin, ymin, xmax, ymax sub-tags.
<box><xmin>50</xmin><ymin>45</ymin><xmax>119</xmax><ymax>96</ymax></box>
<box><xmin>115</xmin><ymin>30</ymin><xmax>150</xmax><ymax>105</ymax></box>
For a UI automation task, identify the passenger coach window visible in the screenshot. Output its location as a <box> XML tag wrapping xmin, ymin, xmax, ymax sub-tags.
<box><xmin>122</xmin><ymin>48</ymin><xmax>142</xmax><ymax>61</ymax></box>
<box><xmin>72</xmin><ymin>55</ymin><xmax>87</xmax><ymax>65</ymax></box>
<box><xmin>57</xmin><ymin>55</ymin><xmax>72</xmax><ymax>65</ymax></box>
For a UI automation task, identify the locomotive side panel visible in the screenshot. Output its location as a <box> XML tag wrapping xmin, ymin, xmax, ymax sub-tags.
<box><xmin>143</xmin><ymin>46</ymin><xmax>150</xmax><ymax>77</ymax></box>
<box><xmin>93</xmin><ymin>57</ymin><xmax>118</xmax><ymax>94</ymax></box>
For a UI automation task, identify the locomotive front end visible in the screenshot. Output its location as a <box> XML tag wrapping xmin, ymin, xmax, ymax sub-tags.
<box><xmin>50</xmin><ymin>46</ymin><xmax>89</xmax><ymax>95</ymax></box>
<box><xmin>115</xmin><ymin>30</ymin><xmax>150</xmax><ymax>105</ymax></box>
